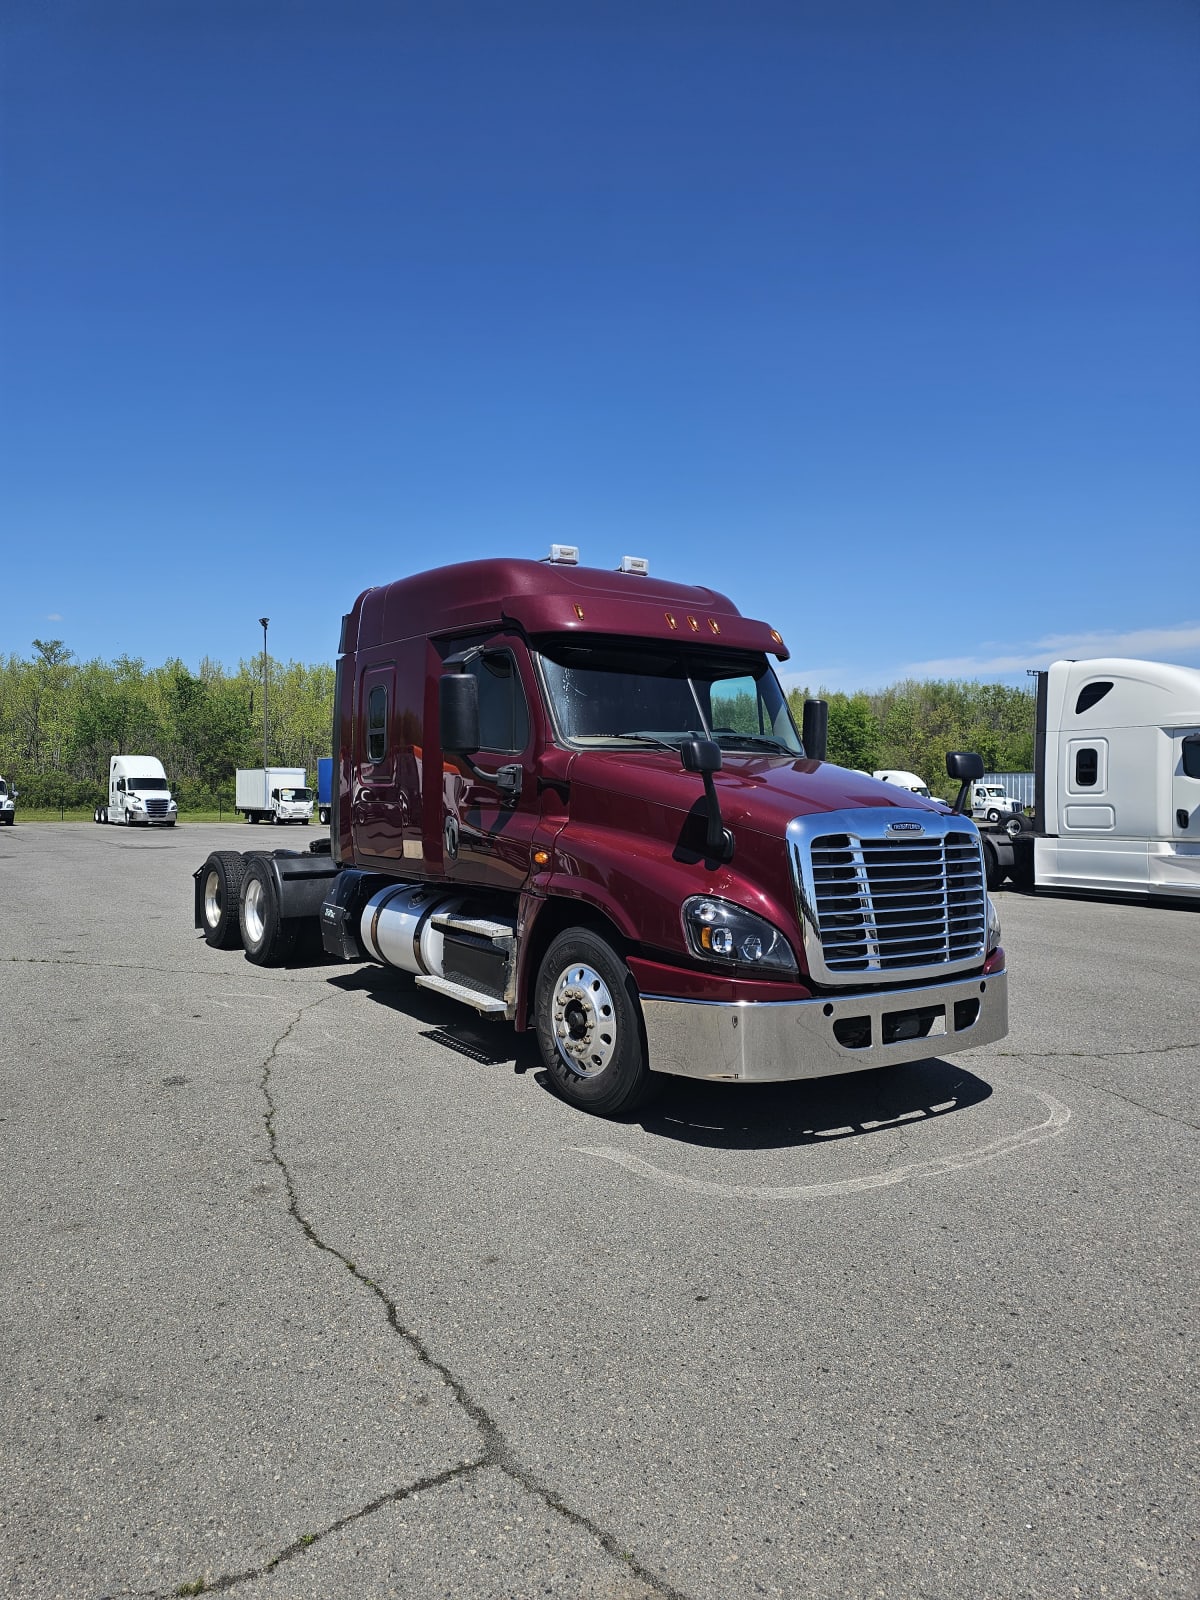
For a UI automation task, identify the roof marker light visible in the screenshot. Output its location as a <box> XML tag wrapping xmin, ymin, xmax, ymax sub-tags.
<box><xmin>687</xmin><ymin>615</ymin><xmax>699</xmax><ymax>632</ymax></box>
<box><xmin>543</xmin><ymin>544</ymin><xmax>580</xmax><ymax>565</ymax></box>
<box><xmin>618</xmin><ymin>555</ymin><xmax>649</xmax><ymax>575</ymax></box>
<box><xmin>664</xmin><ymin>612</ymin><xmax>677</xmax><ymax>629</ymax></box>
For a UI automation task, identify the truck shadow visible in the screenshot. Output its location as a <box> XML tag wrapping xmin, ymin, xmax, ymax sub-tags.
<box><xmin>630</xmin><ymin>1058</ymin><xmax>993</xmax><ymax>1151</ymax></box>
<box><xmin>325</xmin><ymin>966</ymin><xmax>992</xmax><ymax>1152</ymax></box>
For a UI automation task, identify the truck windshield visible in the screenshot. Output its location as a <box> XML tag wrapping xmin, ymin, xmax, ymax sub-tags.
<box><xmin>130</xmin><ymin>778</ymin><xmax>168</xmax><ymax>791</ymax></box>
<box><xmin>279</xmin><ymin>788</ymin><xmax>311</xmax><ymax>801</ymax></box>
<box><xmin>535</xmin><ymin>640</ymin><xmax>803</xmax><ymax>754</ymax></box>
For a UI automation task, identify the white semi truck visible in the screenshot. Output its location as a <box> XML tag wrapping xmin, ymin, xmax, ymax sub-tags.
<box><xmin>971</xmin><ymin>782</ymin><xmax>1024</xmax><ymax>823</ymax></box>
<box><xmin>235</xmin><ymin>767</ymin><xmax>313</xmax><ymax>825</ymax></box>
<box><xmin>0</xmin><ymin>776</ymin><xmax>16</xmax><ymax>825</ymax></box>
<box><xmin>95</xmin><ymin>756</ymin><xmax>178</xmax><ymax>826</ymax></box>
<box><xmin>981</xmin><ymin>657</ymin><xmax>1200</xmax><ymax>901</ymax></box>
<box><xmin>872</xmin><ymin>769</ymin><xmax>931</xmax><ymax>796</ymax></box>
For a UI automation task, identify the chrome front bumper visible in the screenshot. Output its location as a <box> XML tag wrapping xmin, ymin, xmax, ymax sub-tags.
<box><xmin>639</xmin><ymin>969</ymin><xmax>1008</xmax><ymax>1084</ymax></box>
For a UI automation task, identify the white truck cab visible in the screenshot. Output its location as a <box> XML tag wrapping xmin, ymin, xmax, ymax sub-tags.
<box><xmin>872</xmin><ymin>769</ymin><xmax>931</xmax><ymax>797</ymax></box>
<box><xmin>97</xmin><ymin>756</ymin><xmax>178</xmax><ymax>826</ymax></box>
<box><xmin>971</xmin><ymin>783</ymin><xmax>1023</xmax><ymax>822</ymax></box>
<box><xmin>0</xmin><ymin>776</ymin><xmax>16</xmax><ymax>825</ymax></box>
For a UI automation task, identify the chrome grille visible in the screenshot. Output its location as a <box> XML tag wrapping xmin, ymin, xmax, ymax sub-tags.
<box><xmin>788</xmin><ymin>808</ymin><xmax>987</xmax><ymax>986</ymax></box>
<box><xmin>144</xmin><ymin>798</ymin><xmax>170</xmax><ymax>818</ymax></box>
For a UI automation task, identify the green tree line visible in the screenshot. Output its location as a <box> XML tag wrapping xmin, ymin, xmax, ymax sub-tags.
<box><xmin>785</xmin><ymin>680</ymin><xmax>1035</xmax><ymax>795</ymax></box>
<box><xmin>0</xmin><ymin>639</ymin><xmax>334</xmax><ymax>810</ymax></box>
<box><xmin>0</xmin><ymin>638</ymin><xmax>1035</xmax><ymax>810</ymax></box>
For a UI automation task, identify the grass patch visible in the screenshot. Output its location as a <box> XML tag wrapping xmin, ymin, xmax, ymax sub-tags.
<box><xmin>12</xmin><ymin>809</ymin><xmax>244</xmax><ymax>825</ymax></box>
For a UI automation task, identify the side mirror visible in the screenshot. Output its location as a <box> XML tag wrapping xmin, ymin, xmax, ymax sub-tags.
<box><xmin>440</xmin><ymin>672</ymin><xmax>480</xmax><ymax>754</ymax></box>
<box><xmin>946</xmin><ymin>751</ymin><xmax>985</xmax><ymax>781</ymax></box>
<box><xmin>802</xmin><ymin>699</ymin><xmax>828</xmax><ymax>762</ymax></box>
<box><xmin>680</xmin><ymin>738</ymin><xmax>733</xmax><ymax>861</ymax></box>
<box><xmin>946</xmin><ymin>750</ymin><xmax>984</xmax><ymax>814</ymax></box>
<box><xmin>680</xmin><ymin>737</ymin><xmax>722</xmax><ymax>775</ymax></box>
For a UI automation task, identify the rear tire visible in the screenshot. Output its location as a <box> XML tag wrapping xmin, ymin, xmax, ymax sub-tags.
<box><xmin>239</xmin><ymin>857</ymin><xmax>298</xmax><ymax>966</ymax></box>
<box><xmin>200</xmin><ymin>851</ymin><xmax>248</xmax><ymax>948</ymax></box>
<box><xmin>534</xmin><ymin>928</ymin><xmax>654</xmax><ymax>1116</ymax></box>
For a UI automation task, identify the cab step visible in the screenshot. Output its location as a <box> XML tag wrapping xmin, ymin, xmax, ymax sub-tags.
<box><xmin>414</xmin><ymin>973</ymin><xmax>508</xmax><ymax>1014</ymax></box>
<box><xmin>429</xmin><ymin>913</ymin><xmax>514</xmax><ymax>943</ymax></box>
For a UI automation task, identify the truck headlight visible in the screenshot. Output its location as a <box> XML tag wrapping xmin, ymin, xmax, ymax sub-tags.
<box><xmin>986</xmin><ymin>895</ymin><xmax>1001</xmax><ymax>954</ymax></box>
<box><xmin>682</xmin><ymin>896</ymin><xmax>798</xmax><ymax>977</ymax></box>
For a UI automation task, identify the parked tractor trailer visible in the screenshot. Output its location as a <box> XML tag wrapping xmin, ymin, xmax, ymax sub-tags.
<box><xmin>980</xmin><ymin>658</ymin><xmax>1200</xmax><ymax>901</ymax></box>
<box><xmin>95</xmin><ymin>756</ymin><xmax>177</xmax><ymax>825</ymax></box>
<box><xmin>193</xmin><ymin>552</ymin><xmax>1007</xmax><ymax>1115</ymax></box>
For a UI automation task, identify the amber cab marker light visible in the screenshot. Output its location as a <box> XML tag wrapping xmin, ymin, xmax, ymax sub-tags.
<box><xmin>665</xmin><ymin>612</ymin><xmax>677</xmax><ymax>629</ymax></box>
<box><xmin>687</xmin><ymin>615</ymin><xmax>699</xmax><ymax>631</ymax></box>
<box><xmin>574</xmin><ymin>604</ymin><xmax>585</xmax><ymax>621</ymax></box>
<box><xmin>534</xmin><ymin>850</ymin><xmax>550</xmax><ymax>866</ymax></box>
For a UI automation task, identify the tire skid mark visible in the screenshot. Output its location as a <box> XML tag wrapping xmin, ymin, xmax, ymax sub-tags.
<box><xmin>575</xmin><ymin>1085</ymin><xmax>1072</xmax><ymax>1200</ymax></box>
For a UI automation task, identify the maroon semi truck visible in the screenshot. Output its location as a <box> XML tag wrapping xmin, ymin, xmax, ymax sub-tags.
<box><xmin>194</xmin><ymin>550</ymin><xmax>1007</xmax><ymax>1115</ymax></box>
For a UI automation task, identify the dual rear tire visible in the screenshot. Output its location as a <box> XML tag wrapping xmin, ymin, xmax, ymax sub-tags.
<box><xmin>198</xmin><ymin>850</ymin><xmax>299</xmax><ymax>964</ymax></box>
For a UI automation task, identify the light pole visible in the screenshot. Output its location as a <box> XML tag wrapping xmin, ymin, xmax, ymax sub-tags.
<box><xmin>259</xmin><ymin>617</ymin><xmax>270</xmax><ymax>781</ymax></box>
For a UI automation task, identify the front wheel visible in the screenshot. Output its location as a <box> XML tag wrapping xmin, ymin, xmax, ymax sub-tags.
<box><xmin>534</xmin><ymin>928</ymin><xmax>654</xmax><ymax>1116</ymax></box>
<box><xmin>986</xmin><ymin>807</ymin><xmax>1002</xmax><ymax>824</ymax></box>
<box><xmin>239</xmin><ymin>858</ymin><xmax>298</xmax><ymax>966</ymax></box>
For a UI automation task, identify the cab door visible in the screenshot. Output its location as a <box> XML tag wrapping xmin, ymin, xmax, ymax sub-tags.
<box><xmin>439</xmin><ymin>635</ymin><xmax>540</xmax><ymax>892</ymax></box>
<box><xmin>351</xmin><ymin>661</ymin><xmax>403</xmax><ymax>864</ymax></box>
<box><xmin>1172</xmin><ymin>729</ymin><xmax>1200</xmax><ymax>838</ymax></box>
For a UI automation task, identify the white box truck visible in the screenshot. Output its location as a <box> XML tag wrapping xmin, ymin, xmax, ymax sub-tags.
<box><xmin>0</xmin><ymin>775</ymin><xmax>16</xmax><ymax>825</ymax></box>
<box><xmin>236</xmin><ymin>767</ymin><xmax>313</xmax><ymax>825</ymax></box>
<box><xmin>95</xmin><ymin>756</ymin><xmax>178</xmax><ymax>826</ymax></box>
<box><xmin>980</xmin><ymin>657</ymin><xmax>1200</xmax><ymax>900</ymax></box>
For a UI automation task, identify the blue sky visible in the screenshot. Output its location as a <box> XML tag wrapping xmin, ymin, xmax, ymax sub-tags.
<box><xmin>2</xmin><ymin>0</ymin><xmax>1197</xmax><ymax>692</ymax></box>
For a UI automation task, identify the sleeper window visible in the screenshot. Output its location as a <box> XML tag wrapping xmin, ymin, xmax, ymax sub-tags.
<box><xmin>367</xmin><ymin>685</ymin><xmax>387</xmax><ymax>763</ymax></box>
<box><xmin>1075</xmin><ymin>747</ymin><xmax>1099</xmax><ymax>787</ymax></box>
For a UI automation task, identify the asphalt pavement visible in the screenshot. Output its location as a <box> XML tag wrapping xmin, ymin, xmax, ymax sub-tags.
<box><xmin>1</xmin><ymin>821</ymin><xmax>1196</xmax><ymax>1599</ymax></box>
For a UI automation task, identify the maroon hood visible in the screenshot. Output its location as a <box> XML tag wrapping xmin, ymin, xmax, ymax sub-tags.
<box><xmin>567</xmin><ymin>749</ymin><xmax>946</xmax><ymax>838</ymax></box>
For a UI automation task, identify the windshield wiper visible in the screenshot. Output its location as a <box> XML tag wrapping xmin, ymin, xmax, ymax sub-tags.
<box><xmin>710</xmin><ymin>730</ymin><xmax>796</xmax><ymax>753</ymax></box>
<box><xmin>607</xmin><ymin>731</ymin><xmax>699</xmax><ymax>752</ymax></box>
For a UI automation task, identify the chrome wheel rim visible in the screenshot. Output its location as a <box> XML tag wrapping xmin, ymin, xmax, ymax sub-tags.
<box><xmin>242</xmin><ymin>877</ymin><xmax>266</xmax><ymax>945</ymax></box>
<box><xmin>551</xmin><ymin>962</ymin><xmax>616</xmax><ymax>1077</ymax></box>
<box><xmin>203</xmin><ymin>869</ymin><xmax>223</xmax><ymax>929</ymax></box>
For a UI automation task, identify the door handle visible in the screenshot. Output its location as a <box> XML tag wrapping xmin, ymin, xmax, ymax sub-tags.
<box><xmin>1179</xmin><ymin>809</ymin><xmax>1190</xmax><ymax>829</ymax></box>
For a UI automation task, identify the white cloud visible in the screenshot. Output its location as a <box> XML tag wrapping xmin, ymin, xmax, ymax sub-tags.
<box><xmin>897</xmin><ymin>622</ymin><xmax>1200</xmax><ymax>682</ymax></box>
<box><xmin>777</xmin><ymin>623</ymin><xmax>1200</xmax><ymax>694</ymax></box>
<box><xmin>46</xmin><ymin>612</ymin><xmax>63</xmax><ymax>622</ymax></box>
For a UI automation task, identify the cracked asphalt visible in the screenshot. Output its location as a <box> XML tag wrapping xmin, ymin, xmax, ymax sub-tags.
<box><xmin>1</xmin><ymin>822</ymin><xmax>1196</xmax><ymax>1599</ymax></box>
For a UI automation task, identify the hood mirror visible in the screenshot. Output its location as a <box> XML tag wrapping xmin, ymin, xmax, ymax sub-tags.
<box><xmin>946</xmin><ymin>750</ymin><xmax>985</xmax><ymax>814</ymax></box>
<box><xmin>681</xmin><ymin>738</ymin><xmax>733</xmax><ymax>861</ymax></box>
